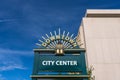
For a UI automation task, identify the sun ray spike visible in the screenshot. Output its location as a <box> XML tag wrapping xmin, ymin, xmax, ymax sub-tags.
<box><xmin>63</xmin><ymin>30</ymin><xmax>65</xmax><ymax>36</ymax></box>
<box><xmin>67</xmin><ymin>32</ymin><xmax>69</xmax><ymax>36</ymax></box>
<box><xmin>36</xmin><ymin>43</ymin><xmax>41</xmax><ymax>46</ymax></box>
<box><xmin>52</xmin><ymin>42</ymin><xmax>55</xmax><ymax>47</ymax></box>
<box><xmin>66</xmin><ymin>44</ymin><xmax>72</xmax><ymax>48</ymax></box>
<box><xmin>53</xmin><ymin>41</ymin><xmax>56</xmax><ymax>46</ymax></box>
<box><xmin>59</xmin><ymin>28</ymin><xmax>60</xmax><ymax>36</ymax></box>
<box><xmin>73</xmin><ymin>36</ymin><xmax>77</xmax><ymax>40</ymax></box>
<box><xmin>62</xmin><ymin>41</ymin><xmax>66</xmax><ymax>46</ymax></box>
<box><xmin>50</xmin><ymin>43</ymin><xmax>54</xmax><ymax>48</ymax></box>
<box><xmin>64</xmin><ymin>31</ymin><xmax>66</xmax><ymax>36</ymax></box>
<box><xmin>49</xmin><ymin>43</ymin><xmax>54</xmax><ymax>48</ymax></box>
<box><xmin>54</xmin><ymin>40</ymin><xmax>57</xmax><ymax>46</ymax></box>
<box><xmin>47</xmin><ymin>45</ymin><xmax>51</xmax><ymax>48</ymax></box>
<box><xmin>48</xmin><ymin>45</ymin><xmax>52</xmax><ymax>48</ymax></box>
<box><xmin>71</xmin><ymin>34</ymin><xmax>74</xmax><ymax>38</ymax></box>
<box><xmin>54</xmin><ymin>31</ymin><xmax>57</xmax><ymax>36</ymax></box>
<box><xmin>66</xmin><ymin>43</ymin><xmax>70</xmax><ymax>48</ymax></box>
<box><xmin>46</xmin><ymin>34</ymin><xmax>49</xmax><ymax>38</ymax></box>
<box><xmin>50</xmin><ymin>42</ymin><xmax>54</xmax><ymax>47</ymax></box>
<box><xmin>64</xmin><ymin>42</ymin><xmax>68</xmax><ymax>47</ymax></box>
<box><xmin>50</xmin><ymin>32</ymin><xmax>53</xmax><ymax>36</ymax></box>
<box><xmin>52</xmin><ymin>42</ymin><xmax>56</xmax><ymax>48</ymax></box>
<box><xmin>42</xmin><ymin>36</ymin><xmax>46</xmax><ymax>40</ymax></box>
<box><xmin>63</xmin><ymin>41</ymin><xmax>67</xmax><ymax>48</ymax></box>
<box><xmin>39</xmin><ymin>40</ymin><xmax>44</xmax><ymax>43</ymax></box>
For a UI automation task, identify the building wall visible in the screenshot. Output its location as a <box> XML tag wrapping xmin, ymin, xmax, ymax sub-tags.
<box><xmin>78</xmin><ymin>10</ymin><xmax>120</xmax><ymax>80</ymax></box>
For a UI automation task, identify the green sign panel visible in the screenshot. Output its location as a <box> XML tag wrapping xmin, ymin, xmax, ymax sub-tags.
<box><xmin>37</xmin><ymin>52</ymin><xmax>87</xmax><ymax>75</ymax></box>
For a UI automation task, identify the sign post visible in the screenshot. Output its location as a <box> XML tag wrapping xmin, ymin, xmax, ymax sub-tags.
<box><xmin>31</xmin><ymin>29</ymin><xmax>89</xmax><ymax>80</ymax></box>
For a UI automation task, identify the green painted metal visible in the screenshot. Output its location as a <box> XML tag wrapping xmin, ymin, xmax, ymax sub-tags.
<box><xmin>34</xmin><ymin>48</ymin><xmax>85</xmax><ymax>53</ymax></box>
<box><xmin>31</xmin><ymin>50</ymin><xmax>88</xmax><ymax>80</ymax></box>
<box><xmin>38</xmin><ymin>53</ymin><xmax>86</xmax><ymax>73</ymax></box>
<box><xmin>31</xmin><ymin>75</ymin><xmax>90</xmax><ymax>78</ymax></box>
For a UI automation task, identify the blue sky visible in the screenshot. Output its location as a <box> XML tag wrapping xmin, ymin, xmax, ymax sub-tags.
<box><xmin>0</xmin><ymin>0</ymin><xmax>120</xmax><ymax>80</ymax></box>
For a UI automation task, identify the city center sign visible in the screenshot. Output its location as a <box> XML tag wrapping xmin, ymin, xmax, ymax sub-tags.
<box><xmin>31</xmin><ymin>29</ymin><xmax>89</xmax><ymax>80</ymax></box>
<box><xmin>38</xmin><ymin>53</ymin><xmax>85</xmax><ymax>73</ymax></box>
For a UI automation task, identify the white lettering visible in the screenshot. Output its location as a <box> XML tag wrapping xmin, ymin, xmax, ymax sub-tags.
<box><xmin>42</xmin><ymin>60</ymin><xmax>77</xmax><ymax>66</ymax></box>
<box><xmin>42</xmin><ymin>61</ymin><xmax>55</xmax><ymax>66</ymax></box>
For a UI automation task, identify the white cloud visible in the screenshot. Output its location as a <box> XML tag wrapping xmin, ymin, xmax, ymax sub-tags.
<box><xmin>0</xmin><ymin>48</ymin><xmax>30</xmax><ymax>71</ymax></box>
<box><xmin>0</xmin><ymin>64</ymin><xmax>26</xmax><ymax>71</ymax></box>
<box><xmin>0</xmin><ymin>48</ymin><xmax>33</xmax><ymax>56</ymax></box>
<box><xmin>0</xmin><ymin>57</ymin><xmax>26</xmax><ymax>71</ymax></box>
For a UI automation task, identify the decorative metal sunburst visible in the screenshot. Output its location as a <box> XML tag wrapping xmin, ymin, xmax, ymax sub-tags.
<box><xmin>36</xmin><ymin>28</ymin><xmax>79</xmax><ymax>49</ymax></box>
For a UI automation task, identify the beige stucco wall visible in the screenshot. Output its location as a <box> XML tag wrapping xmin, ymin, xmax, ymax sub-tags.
<box><xmin>78</xmin><ymin>10</ymin><xmax>120</xmax><ymax>80</ymax></box>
